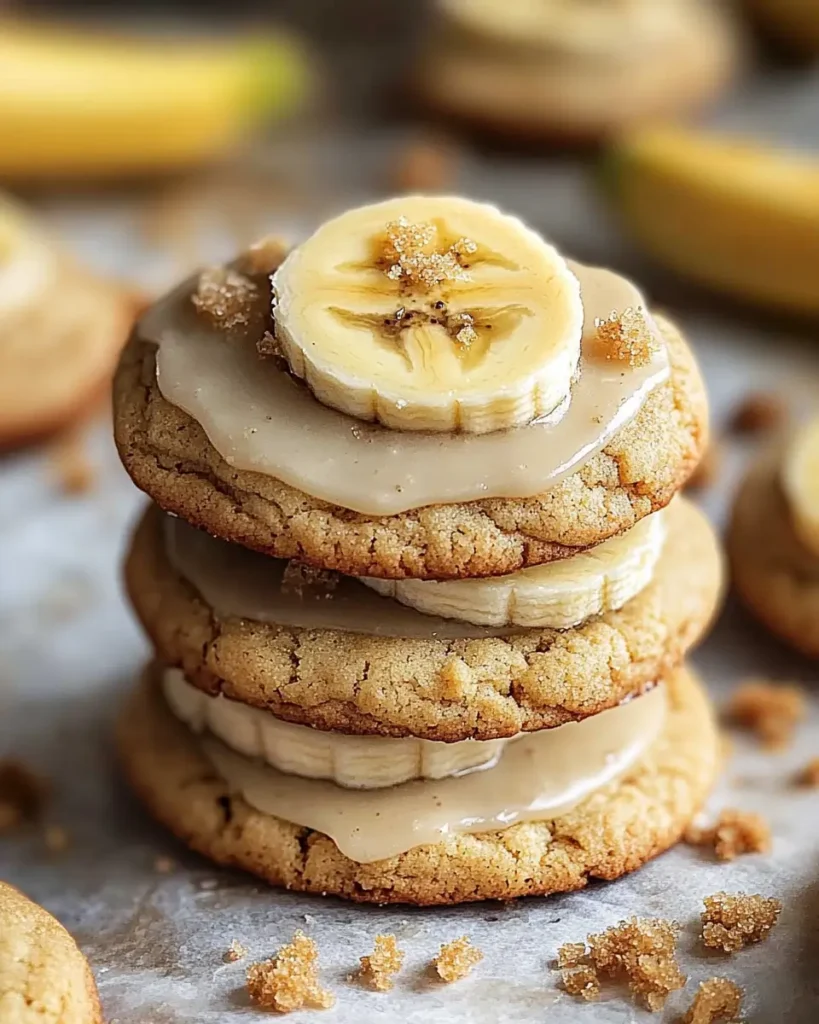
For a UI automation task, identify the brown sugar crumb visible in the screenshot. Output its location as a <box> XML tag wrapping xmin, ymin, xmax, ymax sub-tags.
<box><xmin>359</xmin><ymin>934</ymin><xmax>405</xmax><ymax>992</ymax></box>
<box><xmin>682</xmin><ymin>977</ymin><xmax>743</xmax><ymax>1024</ymax></box>
<box><xmin>380</xmin><ymin>217</ymin><xmax>477</xmax><ymax>291</ymax></box>
<box><xmin>239</xmin><ymin>235</ymin><xmax>288</xmax><ymax>276</ymax></box>
<box><xmin>728</xmin><ymin>680</ymin><xmax>806</xmax><ymax>750</ymax></box>
<box><xmin>730</xmin><ymin>391</ymin><xmax>786</xmax><ymax>434</ymax></box>
<box><xmin>557</xmin><ymin>941</ymin><xmax>588</xmax><ymax>969</ymax></box>
<box><xmin>687</xmin><ymin>440</ymin><xmax>722</xmax><ymax>491</ymax></box>
<box><xmin>49</xmin><ymin>429</ymin><xmax>95</xmax><ymax>496</ymax></box>
<box><xmin>0</xmin><ymin>761</ymin><xmax>49</xmax><ymax>831</ymax></box>
<box><xmin>246</xmin><ymin>931</ymin><xmax>335</xmax><ymax>1013</ymax></box>
<box><xmin>685</xmin><ymin>808</ymin><xmax>771</xmax><ymax>861</ymax></box>
<box><xmin>796</xmin><ymin>757</ymin><xmax>819</xmax><ymax>786</ymax></box>
<box><xmin>562</xmin><ymin>965</ymin><xmax>600</xmax><ymax>1002</ymax></box>
<box><xmin>587</xmin><ymin>917</ymin><xmax>685</xmax><ymax>1011</ymax></box>
<box><xmin>701</xmin><ymin>892</ymin><xmax>782</xmax><ymax>953</ymax></box>
<box><xmin>594</xmin><ymin>307</ymin><xmax>657</xmax><ymax>367</ymax></box>
<box><xmin>433</xmin><ymin>936</ymin><xmax>483</xmax><ymax>983</ymax></box>
<box><xmin>192</xmin><ymin>266</ymin><xmax>259</xmax><ymax>331</ymax></box>
<box><xmin>281</xmin><ymin>561</ymin><xmax>339</xmax><ymax>599</ymax></box>
<box><xmin>390</xmin><ymin>138</ymin><xmax>456</xmax><ymax>193</ymax></box>
<box><xmin>224</xmin><ymin>939</ymin><xmax>248</xmax><ymax>963</ymax></box>
<box><xmin>44</xmin><ymin>825</ymin><xmax>69</xmax><ymax>853</ymax></box>
<box><xmin>257</xmin><ymin>330</ymin><xmax>283</xmax><ymax>360</ymax></box>
<box><xmin>153</xmin><ymin>855</ymin><xmax>176</xmax><ymax>874</ymax></box>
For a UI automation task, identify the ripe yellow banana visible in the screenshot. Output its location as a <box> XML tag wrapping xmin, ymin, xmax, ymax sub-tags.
<box><xmin>782</xmin><ymin>415</ymin><xmax>819</xmax><ymax>558</ymax></box>
<box><xmin>0</xmin><ymin>195</ymin><xmax>56</xmax><ymax>318</ymax></box>
<box><xmin>609</xmin><ymin>126</ymin><xmax>819</xmax><ymax>316</ymax></box>
<box><xmin>163</xmin><ymin>669</ymin><xmax>507</xmax><ymax>789</ymax></box>
<box><xmin>362</xmin><ymin>507</ymin><xmax>666</xmax><ymax>628</ymax></box>
<box><xmin>0</xmin><ymin>21</ymin><xmax>311</xmax><ymax>179</ymax></box>
<box><xmin>272</xmin><ymin>196</ymin><xmax>583</xmax><ymax>433</ymax></box>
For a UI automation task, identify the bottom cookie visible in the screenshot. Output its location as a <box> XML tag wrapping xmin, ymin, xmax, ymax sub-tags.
<box><xmin>0</xmin><ymin>882</ymin><xmax>102</xmax><ymax>1023</ymax></box>
<box><xmin>118</xmin><ymin>663</ymin><xmax>719</xmax><ymax>906</ymax></box>
<box><xmin>729</xmin><ymin>455</ymin><xmax>819</xmax><ymax>659</ymax></box>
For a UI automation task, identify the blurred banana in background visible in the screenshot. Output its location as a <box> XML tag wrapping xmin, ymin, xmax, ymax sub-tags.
<box><xmin>608</xmin><ymin>126</ymin><xmax>819</xmax><ymax>317</ymax></box>
<box><xmin>0</xmin><ymin>21</ymin><xmax>312</xmax><ymax>179</ymax></box>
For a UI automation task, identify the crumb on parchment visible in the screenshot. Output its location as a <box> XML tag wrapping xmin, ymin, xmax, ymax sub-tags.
<box><xmin>192</xmin><ymin>266</ymin><xmax>259</xmax><ymax>331</ymax></box>
<box><xmin>730</xmin><ymin>391</ymin><xmax>786</xmax><ymax>434</ymax></box>
<box><xmin>728</xmin><ymin>680</ymin><xmax>806</xmax><ymax>750</ymax></box>
<box><xmin>224</xmin><ymin>939</ymin><xmax>247</xmax><ymax>963</ymax></box>
<box><xmin>562</xmin><ymin>965</ymin><xmax>600</xmax><ymax>1002</ymax></box>
<box><xmin>246</xmin><ymin>931</ymin><xmax>335</xmax><ymax>1013</ymax></box>
<box><xmin>797</xmin><ymin>757</ymin><xmax>819</xmax><ymax>786</ymax></box>
<box><xmin>0</xmin><ymin>760</ymin><xmax>49</xmax><ymax>831</ymax></box>
<box><xmin>359</xmin><ymin>934</ymin><xmax>405</xmax><ymax>992</ymax></box>
<box><xmin>701</xmin><ymin>892</ymin><xmax>782</xmax><ymax>953</ymax></box>
<box><xmin>557</xmin><ymin>941</ymin><xmax>587</xmax><ymax>969</ymax></box>
<box><xmin>589</xmin><ymin>918</ymin><xmax>685</xmax><ymax>1012</ymax></box>
<box><xmin>682</xmin><ymin>977</ymin><xmax>743</xmax><ymax>1024</ymax></box>
<box><xmin>685</xmin><ymin>808</ymin><xmax>771</xmax><ymax>861</ymax></box>
<box><xmin>433</xmin><ymin>936</ymin><xmax>483</xmax><ymax>982</ymax></box>
<box><xmin>594</xmin><ymin>307</ymin><xmax>657</xmax><ymax>367</ymax></box>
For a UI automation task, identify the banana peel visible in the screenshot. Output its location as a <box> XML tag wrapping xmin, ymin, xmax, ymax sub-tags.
<box><xmin>0</xmin><ymin>21</ymin><xmax>312</xmax><ymax>179</ymax></box>
<box><xmin>607</xmin><ymin>126</ymin><xmax>819</xmax><ymax>317</ymax></box>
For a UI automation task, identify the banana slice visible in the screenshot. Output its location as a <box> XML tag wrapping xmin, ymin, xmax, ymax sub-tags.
<box><xmin>361</xmin><ymin>508</ymin><xmax>667</xmax><ymax>628</ymax></box>
<box><xmin>271</xmin><ymin>196</ymin><xmax>583</xmax><ymax>433</ymax></box>
<box><xmin>0</xmin><ymin>197</ymin><xmax>55</xmax><ymax>320</ymax></box>
<box><xmin>783</xmin><ymin>416</ymin><xmax>819</xmax><ymax>558</ymax></box>
<box><xmin>163</xmin><ymin>668</ymin><xmax>508</xmax><ymax>789</ymax></box>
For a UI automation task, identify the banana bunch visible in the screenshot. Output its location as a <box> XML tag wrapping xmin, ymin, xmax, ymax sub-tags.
<box><xmin>608</xmin><ymin>126</ymin><xmax>819</xmax><ymax>317</ymax></box>
<box><xmin>363</xmin><ymin>508</ymin><xmax>667</xmax><ymax>628</ymax></box>
<box><xmin>0</xmin><ymin>196</ymin><xmax>55</xmax><ymax>318</ymax></box>
<box><xmin>272</xmin><ymin>196</ymin><xmax>584</xmax><ymax>433</ymax></box>
<box><xmin>783</xmin><ymin>416</ymin><xmax>819</xmax><ymax>558</ymax></box>
<box><xmin>163</xmin><ymin>669</ymin><xmax>507</xmax><ymax>789</ymax></box>
<box><xmin>0</xmin><ymin>21</ymin><xmax>311</xmax><ymax>179</ymax></box>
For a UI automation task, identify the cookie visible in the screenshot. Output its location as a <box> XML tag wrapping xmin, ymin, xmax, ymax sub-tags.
<box><xmin>126</xmin><ymin>495</ymin><xmax>722</xmax><ymax>741</ymax></box>
<box><xmin>416</xmin><ymin>4</ymin><xmax>738</xmax><ymax>144</ymax></box>
<box><xmin>113</xmin><ymin>313</ymin><xmax>707</xmax><ymax>580</ymax></box>
<box><xmin>118</xmin><ymin>662</ymin><xmax>719</xmax><ymax>906</ymax></box>
<box><xmin>0</xmin><ymin>882</ymin><xmax>101</xmax><ymax>1024</ymax></box>
<box><xmin>0</xmin><ymin>267</ymin><xmax>136</xmax><ymax>451</ymax></box>
<box><xmin>729</xmin><ymin>453</ymin><xmax>819</xmax><ymax>659</ymax></box>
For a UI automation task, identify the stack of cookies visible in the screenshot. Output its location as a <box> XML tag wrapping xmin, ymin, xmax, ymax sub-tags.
<box><xmin>113</xmin><ymin>196</ymin><xmax>722</xmax><ymax>905</ymax></box>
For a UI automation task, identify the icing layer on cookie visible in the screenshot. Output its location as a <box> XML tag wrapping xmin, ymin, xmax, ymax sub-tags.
<box><xmin>140</xmin><ymin>261</ymin><xmax>668</xmax><ymax>515</ymax></box>
<box><xmin>162</xmin><ymin>675</ymin><xmax>666</xmax><ymax>862</ymax></box>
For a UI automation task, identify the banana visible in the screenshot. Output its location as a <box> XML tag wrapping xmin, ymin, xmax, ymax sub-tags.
<box><xmin>609</xmin><ymin>126</ymin><xmax>819</xmax><ymax>317</ymax></box>
<box><xmin>0</xmin><ymin>21</ymin><xmax>311</xmax><ymax>179</ymax></box>
<box><xmin>0</xmin><ymin>196</ymin><xmax>56</xmax><ymax>319</ymax></box>
<box><xmin>782</xmin><ymin>415</ymin><xmax>819</xmax><ymax>558</ymax></box>
<box><xmin>361</xmin><ymin>507</ymin><xmax>667</xmax><ymax>628</ymax></box>
<box><xmin>163</xmin><ymin>668</ymin><xmax>508</xmax><ymax>790</ymax></box>
<box><xmin>271</xmin><ymin>196</ymin><xmax>583</xmax><ymax>433</ymax></box>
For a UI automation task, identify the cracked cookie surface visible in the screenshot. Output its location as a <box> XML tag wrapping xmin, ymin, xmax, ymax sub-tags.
<box><xmin>0</xmin><ymin>882</ymin><xmax>101</xmax><ymax>1024</ymax></box>
<box><xmin>126</xmin><ymin>497</ymin><xmax>722</xmax><ymax>741</ymax></box>
<box><xmin>118</xmin><ymin>663</ymin><xmax>719</xmax><ymax>905</ymax></box>
<box><xmin>113</xmin><ymin>315</ymin><xmax>707</xmax><ymax>580</ymax></box>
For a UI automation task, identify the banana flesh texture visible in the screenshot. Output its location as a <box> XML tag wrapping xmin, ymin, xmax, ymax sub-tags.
<box><xmin>611</xmin><ymin>127</ymin><xmax>819</xmax><ymax>317</ymax></box>
<box><xmin>0</xmin><ymin>197</ymin><xmax>56</xmax><ymax>320</ymax></box>
<box><xmin>272</xmin><ymin>196</ymin><xmax>583</xmax><ymax>433</ymax></box>
<box><xmin>783</xmin><ymin>416</ymin><xmax>819</xmax><ymax>558</ymax></box>
<box><xmin>362</xmin><ymin>508</ymin><xmax>667</xmax><ymax>628</ymax></box>
<box><xmin>163</xmin><ymin>669</ymin><xmax>508</xmax><ymax>790</ymax></box>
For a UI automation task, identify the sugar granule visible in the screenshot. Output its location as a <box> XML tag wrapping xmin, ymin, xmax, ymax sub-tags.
<box><xmin>433</xmin><ymin>936</ymin><xmax>483</xmax><ymax>982</ymax></box>
<box><xmin>359</xmin><ymin>934</ymin><xmax>405</xmax><ymax>992</ymax></box>
<box><xmin>562</xmin><ymin>965</ymin><xmax>600</xmax><ymax>1002</ymax></box>
<box><xmin>557</xmin><ymin>941</ymin><xmax>588</xmax><ymax>969</ymax></box>
<box><xmin>257</xmin><ymin>330</ymin><xmax>282</xmax><ymax>360</ymax></box>
<box><xmin>797</xmin><ymin>757</ymin><xmax>819</xmax><ymax>786</ymax></box>
<box><xmin>192</xmin><ymin>266</ymin><xmax>259</xmax><ymax>331</ymax></box>
<box><xmin>683</xmin><ymin>977</ymin><xmax>743</xmax><ymax>1024</ymax></box>
<box><xmin>246</xmin><ymin>931</ymin><xmax>335</xmax><ymax>1013</ymax></box>
<box><xmin>224</xmin><ymin>939</ymin><xmax>247</xmax><ymax>963</ymax></box>
<box><xmin>381</xmin><ymin>217</ymin><xmax>476</xmax><ymax>291</ymax></box>
<box><xmin>728</xmin><ymin>680</ymin><xmax>806</xmax><ymax>750</ymax></box>
<box><xmin>594</xmin><ymin>307</ymin><xmax>656</xmax><ymax>367</ymax></box>
<box><xmin>701</xmin><ymin>892</ymin><xmax>782</xmax><ymax>953</ymax></box>
<box><xmin>685</xmin><ymin>808</ymin><xmax>771</xmax><ymax>861</ymax></box>
<box><xmin>0</xmin><ymin>760</ymin><xmax>48</xmax><ymax>831</ymax></box>
<box><xmin>587</xmin><ymin>917</ymin><xmax>685</xmax><ymax>1011</ymax></box>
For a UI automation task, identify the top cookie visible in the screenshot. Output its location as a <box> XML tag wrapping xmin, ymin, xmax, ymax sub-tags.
<box><xmin>0</xmin><ymin>882</ymin><xmax>101</xmax><ymax>1024</ymax></box>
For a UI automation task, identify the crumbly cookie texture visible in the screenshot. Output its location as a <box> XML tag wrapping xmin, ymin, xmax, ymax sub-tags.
<box><xmin>359</xmin><ymin>935</ymin><xmax>404</xmax><ymax>991</ymax></box>
<box><xmin>700</xmin><ymin>892</ymin><xmax>781</xmax><ymax>953</ymax></box>
<box><xmin>685</xmin><ymin>808</ymin><xmax>771</xmax><ymax>861</ymax></box>
<box><xmin>246</xmin><ymin>931</ymin><xmax>334</xmax><ymax>1013</ymax></box>
<box><xmin>729</xmin><ymin>456</ymin><xmax>819</xmax><ymax>659</ymax></box>
<box><xmin>728</xmin><ymin>679</ymin><xmax>806</xmax><ymax>750</ymax></box>
<box><xmin>0</xmin><ymin>882</ymin><xmax>102</xmax><ymax>1024</ymax></box>
<box><xmin>682</xmin><ymin>978</ymin><xmax>743</xmax><ymax>1024</ymax></box>
<box><xmin>116</xmin><ymin>663</ymin><xmax>718</xmax><ymax>906</ymax></box>
<box><xmin>125</xmin><ymin>497</ymin><xmax>721</xmax><ymax>742</ymax></box>
<box><xmin>113</xmin><ymin>316</ymin><xmax>707</xmax><ymax>580</ymax></box>
<box><xmin>433</xmin><ymin>937</ymin><xmax>482</xmax><ymax>982</ymax></box>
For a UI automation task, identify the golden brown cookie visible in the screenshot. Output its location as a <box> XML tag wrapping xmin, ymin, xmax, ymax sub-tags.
<box><xmin>0</xmin><ymin>268</ymin><xmax>137</xmax><ymax>451</ymax></box>
<box><xmin>118</xmin><ymin>662</ymin><xmax>719</xmax><ymax>906</ymax></box>
<box><xmin>729</xmin><ymin>453</ymin><xmax>819</xmax><ymax>659</ymax></box>
<box><xmin>113</xmin><ymin>314</ymin><xmax>707</xmax><ymax>580</ymax></box>
<box><xmin>0</xmin><ymin>882</ymin><xmax>101</xmax><ymax>1024</ymax></box>
<box><xmin>126</xmin><ymin>496</ymin><xmax>722</xmax><ymax>741</ymax></box>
